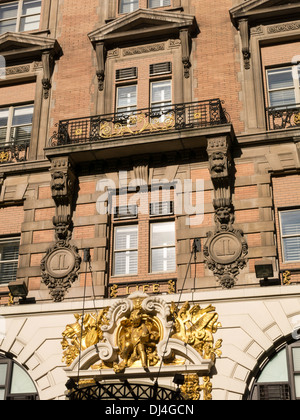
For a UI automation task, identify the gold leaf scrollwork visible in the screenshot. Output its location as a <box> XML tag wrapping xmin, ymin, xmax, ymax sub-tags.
<box><xmin>0</xmin><ymin>151</ymin><xmax>9</xmax><ymax>163</ymax></box>
<box><xmin>99</xmin><ymin>111</ymin><xmax>175</xmax><ymax>139</ymax></box>
<box><xmin>283</xmin><ymin>270</ymin><xmax>291</xmax><ymax>285</ymax></box>
<box><xmin>170</xmin><ymin>301</ymin><xmax>222</xmax><ymax>362</ymax></box>
<box><xmin>113</xmin><ymin>299</ymin><xmax>161</xmax><ymax>373</ymax></box>
<box><xmin>61</xmin><ymin>310</ymin><xmax>109</xmax><ymax>367</ymax></box>
<box><xmin>294</xmin><ymin>112</ymin><xmax>300</xmax><ymax>126</ymax></box>
<box><xmin>181</xmin><ymin>374</ymin><xmax>201</xmax><ymax>400</ymax></box>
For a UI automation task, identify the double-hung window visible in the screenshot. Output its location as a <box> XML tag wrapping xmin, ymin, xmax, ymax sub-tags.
<box><xmin>0</xmin><ymin>0</ymin><xmax>42</xmax><ymax>34</ymax></box>
<box><xmin>280</xmin><ymin>209</ymin><xmax>300</xmax><ymax>262</ymax></box>
<box><xmin>151</xmin><ymin>221</ymin><xmax>175</xmax><ymax>273</ymax></box>
<box><xmin>119</xmin><ymin>0</ymin><xmax>139</xmax><ymax>14</ymax></box>
<box><xmin>0</xmin><ymin>238</ymin><xmax>20</xmax><ymax>285</ymax></box>
<box><xmin>114</xmin><ymin>225</ymin><xmax>138</xmax><ymax>276</ymax></box>
<box><xmin>267</xmin><ymin>66</ymin><xmax>300</xmax><ymax>109</ymax></box>
<box><xmin>116</xmin><ymin>85</ymin><xmax>137</xmax><ymax>115</ymax></box>
<box><xmin>0</xmin><ymin>104</ymin><xmax>33</xmax><ymax>146</ymax></box>
<box><xmin>149</xmin><ymin>0</ymin><xmax>171</xmax><ymax>8</ymax></box>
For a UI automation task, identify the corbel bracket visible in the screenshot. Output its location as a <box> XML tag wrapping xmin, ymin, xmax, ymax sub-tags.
<box><xmin>239</xmin><ymin>19</ymin><xmax>250</xmax><ymax>70</ymax></box>
<box><xmin>95</xmin><ymin>42</ymin><xmax>107</xmax><ymax>91</ymax></box>
<box><xmin>180</xmin><ymin>28</ymin><xmax>192</xmax><ymax>79</ymax></box>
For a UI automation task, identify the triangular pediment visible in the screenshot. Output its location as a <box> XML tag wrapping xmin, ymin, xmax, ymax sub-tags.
<box><xmin>89</xmin><ymin>9</ymin><xmax>199</xmax><ymax>45</ymax></box>
<box><xmin>0</xmin><ymin>32</ymin><xmax>61</xmax><ymax>58</ymax></box>
<box><xmin>230</xmin><ymin>0</ymin><xmax>300</xmax><ymax>26</ymax></box>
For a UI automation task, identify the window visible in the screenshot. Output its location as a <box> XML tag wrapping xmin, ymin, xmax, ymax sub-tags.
<box><xmin>116</xmin><ymin>85</ymin><xmax>137</xmax><ymax>114</ymax></box>
<box><xmin>114</xmin><ymin>225</ymin><xmax>138</xmax><ymax>275</ymax></box>
<box><xmin>119</xmin><ymin>0</ymin><xmax>139</xmax><ymax>14</ymax></box>
<box><xmin>267</xmin><ymin>66</ymin><xmax>300</xmax><ymax>108</ymax></box>
<box><xmin>151</xmin><ymin>222</ymin><xmax>175</xmax><ymax>273</ymax></box>
<box><xmin>151</xmin><ymin>80</ymin><xmax>172</xmax><ymax>112</ymax></box>
<box><xmin>149</xmin><ymin>0</ymin><xmax>171</xmax><ymax>8</ymax></box>
<box><xmin>0</xmin><ymin>238</ymin><xmax>20</xmax><ymax>285</ymax></box>
<box><xmin>0</xmin><ymin>104</ymin><xmax>34</xmax><ymax>146</ymax></box>
<box><xmin>0</xmin><ymin>0</ymin><xmax>41</xmax><ymax>34</ymax></box>
<box><xmin>279</xmin><ymin>209</ymin><xmax>300</xmax><ymax>262</ymax></box>
<box><xmin>251</xmin><ymin>343</ymin><xmax>300</xmax><ymax>400</ymax></box>
<box><xmin>0</xmin><ymin>356</ymin><xmax>38</xmax><ymax>400</ymax></box>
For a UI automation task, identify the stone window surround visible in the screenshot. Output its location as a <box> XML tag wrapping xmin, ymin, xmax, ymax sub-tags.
<box><xmin>107</xmin><ymin>0</ymin><xmax>183</xmax><ymax>21</ymax></box>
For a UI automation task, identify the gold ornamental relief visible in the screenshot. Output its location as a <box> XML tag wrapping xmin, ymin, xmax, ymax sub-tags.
<box><xmin>170</xmin><ymin>302</ymin><xmax>222</xmax><ymax>363</ymax></box>
<box><xmin>61</xmin><ymin>310</ymin><xmax>109</xmax><ymax>367</ymax></box>
<box><xmin>113</xmin><ymin>299</ymin><xmax>162</xmax><ymax>373</ymax></box>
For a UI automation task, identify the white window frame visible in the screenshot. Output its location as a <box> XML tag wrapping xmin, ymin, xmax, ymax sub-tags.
<box><xmin>116</xmin><ymin>84</ymin><xmax>137</xmax><ymax>115</ymax></box>
<box><xmin>0</xmin><ymin>237</ymin><xmax>20</xmax><ymax>285</ymax></box>
<box><xmin>0</xmin><ymin>0</ymin><xmax>41</xmax><ymax>34</ymax></box>
<box><xmin>0</xmin><ymin>104</ymin><xmax>33</xmax><ymax>146</ymax></box>
<box><xmin>119</xmin><ymin>0</ymin><xmax>139</xmax><ymax>14</ymax></box>
<box><xmin>279</xmin><ymin>209</ymin><xmax>300</xmax><ymax>263</ymax></box>
<box><xmin>150</xmin><ymin>221</ymin><xmax>176</xmax><ymax>273</ymax></box>
<box><xmin>113</xmin><ymin>225</ymin><xmax>138</xmax><ymax>276</ymax></box>
<box><xmin>149</xmin><ymin>0</ymin><xmax>171</xmax><ymax>8</ymax></box>
<box><xmin>266</xmin><ymin>65</ymin><xmax>300</xmax><ymax>109</ymax></box>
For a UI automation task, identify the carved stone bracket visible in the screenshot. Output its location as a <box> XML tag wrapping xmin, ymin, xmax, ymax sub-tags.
<box><xmin>205</xmin><ymin>136</ymin><xmax>248</xmax><ymax>288</ymax></box>
<box><xmin>180</xmin><ymin>28</ymin><xmax>192</xmax><ymax>79</ymax></box>
<box><xmin>42</xmin><ymin>50</ymin><xmax>55</xmax><ymax>99</ymax></box>
<box><xmin>41</xmin><ymin>156</ymin><xmax>81</xmax><ymax>302</ymax></box>
<box><xmin>239</xmin><ymin>19</ymin><xmax>250</xmax><ymax>70</ymax></box>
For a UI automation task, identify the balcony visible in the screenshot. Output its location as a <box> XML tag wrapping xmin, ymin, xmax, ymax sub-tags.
<box><xmin>0</xmin><ymin>128</ymin><xmax>31</xmax><ymax>165</ymax></box>
<box><xmin>49</xmin><ymin>99</ymin><xmax>229</xmax><ymax>145</ymax></box>
<box><xmin>267</xmin><ymin>104</ymin><xmax>300</xmax><ymax>131</ymax></box>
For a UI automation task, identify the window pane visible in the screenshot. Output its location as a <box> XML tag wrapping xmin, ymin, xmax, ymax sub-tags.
<box><xmin>0</xmin><ymin>364</ymin><xmax>8</xmax><ymax>387</ymax></box>
<box><xmin>0</xmin><ymin>241</ymin><xmax>20</xmax><ymax>284</ymax></box>
<box><xmin>20</xmin><ymin>14</ymin><xmax>40</xmax><ymax>31</ymax></box>
<box><xmin>0</xmin><ymin>3</ymin><xmax>18</xmax><ymax>20</ymax></box>
<box><xmin>151</xmin><ymin>222</ymin><xmax>175</xmax><ymax>247</ymax></box>
<box><xmin>152</xmin><ymin>246</ymin><xmax>175</xmax><ymax>272</ymax></box>
<box><xmin>22</xmin><ymin>0</ymin><xmax>42</xmax><ymax>16</ymax></box>
<box><xmin>295</xmin><ymin>375</ymin><xmax>300</xmax><ymax>398</ymax></box>
<box><xmin>115</xmin><ymin>226</ymin><xmax>138</xmax><ymax>250</ymax></box>
<box><xmin>268</xmin><ymin>68</ymin><xmax>294</xmax><ymax>90</ymax></box>
<box><xmin>269</xmin><ymin>89</ymin><xmax>296</xmax><ymax>108</ymax></box>
<box><xmin>152</xmin><ymin>81</ymin><xmax>171</xmax><ymax>103</ymax></box>
<box><xmin>120</xmin><ymin>0</ymin><xmax>139</xmax><ymax>13</ymax></box>
<box><xmin>117</xmin><ymin>86</ymin><xmax>137</xmax><ymax>110</ymax></box>
<box><xmin>283</xmin><ymin>237</ymin><xmax>300</xmax><ymax>261</ymax></box>
<box><xmin>293</xmin><ymin>348</ymin><xmax>300</xmax><ymax>371</ymax></box>
<box><xmin>114</xmin><ymin>250</ymin><xmax>138</xmax><ymax>275</ymax></box>
<box><xmin>0</xmin><ymin>108</ymin><xmax>9</xmax><ymax>128</ymax></box>
<box><xmin>281</xmin><ymin>211</ymin><xmax>300</xmax><ymax>236</ymax></box>
<box><xmin>0</xmin><ymin>389</ymin><xmax>5</xmax><ymax>400</ymax></box>
<box><xmin>12</xmin><ymin>105</ymin><xmax>34</xmax><ymax>126</ymax></box>
<box><xmin>257</xmin><ymin>349</ymin><xmax>288</xmax><ymax>383</ymax></box>
<box><xmin>149</xmin><ymin>0</ymin><xmax>171</xmax><ymax>8</ymax></box>
<box><xmin>10</xmin><ymin>363</ymin><xmax>37</xmax><ymax>394</ymax></box>
<box><xmin>0</xmin><ymin>18</ymin><xmax>17</xmax><ymax>34</ymax></box>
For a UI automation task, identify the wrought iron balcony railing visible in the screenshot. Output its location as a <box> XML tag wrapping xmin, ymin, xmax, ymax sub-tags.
<box><xmin>0</xmin><ymin>127</ymin><xmax>31</xmax><ymax>164</ymax></box>
<box><xmin>49</xmin><ymin>99</ymin><xmax>229</xmax><ymax>147</ymax></box>
<box><xmin>267</xmin><ymin>104</ymin><xmax>300</xmax><ymax>130</ymax></box>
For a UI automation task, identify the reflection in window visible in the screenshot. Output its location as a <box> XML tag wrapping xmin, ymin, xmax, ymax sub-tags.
<box><xmin>267</xmin><ymin>66</ymin><xmax>300</xmax><ymax>108</ymax></box>
<box><xmin>119</xmin><ymin>0</ymin><xmax>139</xmax><ymax>14</ymax></box>
<box><xmin>0</xmin><ymin>105</ymin><xmax>33</xmax><ymax>146</ymax></box>
<box><xmin>280</xmin><ymin>209</ymin><xmax>300</xmax><ymax>262</ymax></box>
<box><xmin>149</xmin><ymin>0</ymin><xmax>171</xmax><ymax>8</ymax></box>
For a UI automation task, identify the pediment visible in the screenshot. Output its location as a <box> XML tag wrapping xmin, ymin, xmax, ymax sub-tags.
<box><xmin>0</xmin><ymin>32</ymin><xmax>61</xmax><ymax>58</ymax></box>
<box><xmin>230</xmin><ymin>0</ymin><xmax>300</xmax><ymax>26</ymax></box>
<box><xmin>89</xmin><ymin>9</ymin><xmax>199</xmax><ymax>45</ymax></box>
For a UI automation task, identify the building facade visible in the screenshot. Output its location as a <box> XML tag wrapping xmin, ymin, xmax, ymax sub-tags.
<box><xmin>0</xmin><ymin>0</ymin><xmax>300</xmax><ymax>401</ymax></box>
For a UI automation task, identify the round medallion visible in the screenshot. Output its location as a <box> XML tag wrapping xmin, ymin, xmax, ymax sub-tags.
<box><xmin>46</xmin><ymin>248</ymin><xmax>76</xmax><ymax>279</ymax></box>
<box><xmin>209</xmin><ymin>232</ymin><xmax>243</xmax><ymax>265</ymax></box>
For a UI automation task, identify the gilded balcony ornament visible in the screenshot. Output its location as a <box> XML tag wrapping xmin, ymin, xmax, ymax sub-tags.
<box><xmin>170</xmin><ymin>301</ymin><xmax>222</xmax><ymax>362</ymax></box>
<box><xmin>99</xmin><ymin>111</ymin><xmax>175</xmax><ymax>139</ymax></box>
<box><xmin>61</xmin><ymin>310</ymin><xmax>109</xmax><ymax>367</ymax></box>
<box><xmin>283</xmin><ymin>270</ymin><xmax>291</xmax><ymax>285</ymax></box>
<box><xmin>294</xmin><ymin>112</ymin><xmax>300</xmax><ymax>126</ymax></box>
<box><xmin>0</xmin><ymin>151</ymin><xmax>9</xmax><ymax>163</ymax></box>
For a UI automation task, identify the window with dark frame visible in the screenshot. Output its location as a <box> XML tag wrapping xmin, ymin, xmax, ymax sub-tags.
<box><xmin>0</xmin><ymin>357</ymin><xmax>38</xmax><ymax>400</ymax></box>
<box><xmin>251</xmin><ymin>343</ymin><xmax>300</xmax><ymax>400</ymax></box>
<box><xmin>119</xmin><ymin>0</ymin><xmax>139</xmax><ymax>14</ymax></box>
<box><xmin>0</xmin><ymin>0</ymin><xmax>42</xmax><ymax>34</ymax></box>
<box><xmin>279</xmin><ymin>209</ymin><xmax>300</xmax><ymax>262</ymax></box>
<box><xmin>0</xmin><ymin>238</ymin><xmax>20</xmax><ymax>285</ymax></box>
